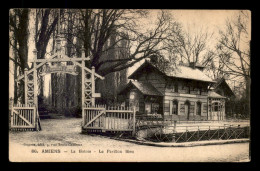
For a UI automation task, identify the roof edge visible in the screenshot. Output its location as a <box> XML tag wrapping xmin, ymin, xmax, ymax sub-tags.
<box><xmin>129</xmin><ymin>61</ymin><xmax>215</xmax><ymax>83</ymax></box>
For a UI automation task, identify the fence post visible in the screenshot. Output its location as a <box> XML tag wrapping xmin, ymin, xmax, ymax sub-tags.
<box><xmin>185</xmin><ymin>126</ymin><xmax>188</xmax><ymax>142</ymax></box>
<box><xmin>208</xmin><ymin>126</ymin><xmax>210</xmax><ymax>139</ymax></box>
<box><xmin>174</xmin><ymin>120</ymin><xmax>177</xmax><ymax>131</ymax></box>
<box><xmin>218</xmin><ymin>126</ymin><xmax>220</xmax><ymax>139</ymax></box>
<box><xmin>10</xmin><ymin>102</ymin><xmax>14</xmax><ymax>128</ymax></box>
<box><xmin>132</xmin><ymin>106</ymin><xmax>136</xmax><ymax>137</ymax></box>
<box><xmin>172</xmin><ymin>120</ymin><xmax>177</xmax><ymax>142</ymax></box>
<box><xmin>33</xmin><ymin>106</ymin><xmax>36</xmax><ymax>130</ymax></box>
<box><xmin>197</xmin><ymin>126</ymin><xmax>200</xmax><ymax>140</ymax></box>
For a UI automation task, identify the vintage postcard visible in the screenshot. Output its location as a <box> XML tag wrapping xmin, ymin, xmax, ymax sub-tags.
<box><xmin>9</xmin><ymin>9</ymin><xmax>251</xmax><ymax>162</ymax></box>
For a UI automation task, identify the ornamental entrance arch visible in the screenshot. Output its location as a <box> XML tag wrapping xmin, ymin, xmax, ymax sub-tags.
<box><xmin>17</xmin><ymin>49</ymin><xmax>104</xmax><ymax>108</ymax></box>
<box><xmin>12</xmin><ymin>46</ymin><xmax>104</xmax><ymax>131</ymax></box>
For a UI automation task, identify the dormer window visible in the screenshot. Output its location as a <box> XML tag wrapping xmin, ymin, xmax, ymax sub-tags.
<box><xmin>174</xmin><ymin>83</ymin><xmax>178</xmax><ymax>93</ymax></box>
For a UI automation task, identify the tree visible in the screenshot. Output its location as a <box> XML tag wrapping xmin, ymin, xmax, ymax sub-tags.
<box><xmin>68</xmin><ymin>9</ymin><xmax>176</xmax><ymax>76</ymax></box>
<box><xmin>217</xmin><ymin>10</ymin><xmax>251</xmax><ymax>116</ymax></box>
<box><xmin>170</xmin><ymin>24</ymin><xmax>214</xmax><ymax>65</ymax></box>
<box><xmin>9</xmin><ymin>9</ymin><xmax>30</xmax><ymax>103</ymax></box>
<box><xmin>34</xmin><ymin>9</ymin><xmax>61</xmax><ymax>59</ymax></box>
<box><xmin>34</xmin><ymin>9</ymin><xmax>64</xmax><ymax>100</ymax></box>
<box><xmin>201</xmin><ymin>50</ymin><xmax>229</xmax><ymax>80</ymax></box>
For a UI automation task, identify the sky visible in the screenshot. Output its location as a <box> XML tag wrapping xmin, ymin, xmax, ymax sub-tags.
<box><xmin>9</xmin><ymin>9</ymin><xmax>251</xmax><ymax>99</ymax></box>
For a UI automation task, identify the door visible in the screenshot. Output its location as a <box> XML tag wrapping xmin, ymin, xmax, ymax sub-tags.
<box><xmin>196</xmin><ymin>102</ymin><xmax>201</xmax><ymax>115</ymax></box>
<box><xmin>184</xmin><ymin>102</ymin><xmax>190</xmax><ymax>120</ymax></box>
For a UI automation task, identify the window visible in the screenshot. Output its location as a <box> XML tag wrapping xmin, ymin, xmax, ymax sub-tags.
<box><xmin>139</xmin><ymin>102</ymin><xmax>145</xmax><ymax>113</ymax></box>
<box><xmin>135</xmin><ymin>102</ymin><xmax>139</xmax><ymax>112</ymax></box>
<box><xmin>196</xmin><ymin>102</ymin><xmax>201</xmax><ymax>115</ymax></box>
<box><xmin>182</xmin><ymin>85</ymin><xmax>189</xmax><ymax>94</ymax></box>
<box><xmin>151</xmin><ymin>103</ymin><xmax>159</xmax><ymax>114</ymax></box>
<box><xmin>174</xmin><ymin>83</ymin><xmax>178</xmax><ymax>93</ymax></box>
<box><xmin>145</xmin><ymin>102</ymin><xmax>159</xmax><ymax>114</ymax></box>
<box><xmin>188</xmin><ymin>86</ymin><xmax>191</xmax><ymax>94</ymax></box>
<box><xmin>172</xmin><ymin>100</ymin><xmax>178</xmax><ymax>115</ymax></box>
<box><xmin>167</xmin><ymin>83</ymin><xmax>174</xmax><ymax>92</ymax></box>
<box><xmin>184</xmin><ymin>101</ymin><xmax>191</xmax><ymax>120</ymax></box>
<box><xmin>213</xmin><ymin>102</ymin><xmax>220</xmax><ymax>112</ymax></box>
<box><xmin>145</xmin><ymin>103</ymin><xmax>151</xmax><ymax>114</ymax></box>
<box><xmin>129</xmin><ymin>92</ymin><xmax>135</xmax><ymax>100</ymax></box>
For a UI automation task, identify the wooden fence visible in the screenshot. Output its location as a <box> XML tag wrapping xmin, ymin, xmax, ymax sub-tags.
<box><xmin>10</xmin><ymin>104</ymin><xmax>40</xmax><ymax>131</ymax></box>
<box><xmin>82</xmin><ymin>105</ymin><xmax>135</xmax><ymax>135</ymax></box>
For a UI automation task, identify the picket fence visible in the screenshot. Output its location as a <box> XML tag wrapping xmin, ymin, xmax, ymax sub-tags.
<box><xmin>82</xmin><ymin>105</ymin><xmax>136</xmax><ymax>135</ymax></box>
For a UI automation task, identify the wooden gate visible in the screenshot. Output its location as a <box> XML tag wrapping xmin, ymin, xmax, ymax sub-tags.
<box><xmin>10</xmin><ymin>104</ymin><xmax>39</xmax><ymax>131</ymax></box>
<box><xmin>82</xmin><ymin>105</ymin><xmax>135</xmax><ymax>135</ymax></box>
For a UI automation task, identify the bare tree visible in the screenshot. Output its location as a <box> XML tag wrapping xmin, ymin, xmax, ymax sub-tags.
<box><xmin>49</xmin><ymin>9</ymin><xmax>84</xmax><ymax>115</ymax></box>
<box><xmin>198</xmin><ymin>50</ymin><xmax>229</xmax><ymax>80</ymax></box>
<box><xmin>9</xmin><ymin>9</ymin><xmax>30</xmax><ymax>71</ymax></box>
<box><xmin>34</xmin><ymin>9</ymin><xmax>65</xmax><ymax>102</ymax></box>
<box><xmin>65</xmin><ymin>9</ymin><xmax>176</xmax><ymax>76</ymax></box>
<box><xmin>34</xmin><ymin>9</ymin><xmax>64</xmax><ymax>59</ymax></box>
<box><xmin>9</xmin><ymin>9</ymin><xmax>30</xmax><ymax>103</ymax></box>
<box><xmin>171</xmin><ymin>25</ymin><xmax>214</xmax><ymax>65</ymax></box>
<box><xmin>216</xmin><ymin>10</ymin><xmax>251</xmax><ymax>115</ymax></box>
<box><xmin>217</xmin><ymin>11</ymin><xmax>250</xmax><ymax>81</ymax></box>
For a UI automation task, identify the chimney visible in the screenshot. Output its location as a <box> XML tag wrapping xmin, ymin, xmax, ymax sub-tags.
<box><xmin>145</xmin><ymin>58</ymin><xmax>151</xmax><ymax>62</ymax></box>
<box><xmin>189</xmin><ymin>62</ymin><xmax>196</xmax><ymax>69</ymax></box>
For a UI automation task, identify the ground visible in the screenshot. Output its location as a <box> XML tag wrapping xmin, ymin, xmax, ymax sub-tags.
<box><xmin>9</xmin><ymin>118</ymin><xmax>250</xmax><ymax>162</ymax></box>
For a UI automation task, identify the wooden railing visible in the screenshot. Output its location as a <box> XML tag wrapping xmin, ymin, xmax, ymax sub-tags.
<box><xmin>173</xmin><ymin>125</ymin><xmax>250</xmax><ymax>143</ymax></box>
<box><xmin>136</xmin><ymin>114</ymin><xmax>164</xmax><ymax>129</ymax></box>
<box><xmin>143</xmin><ymin>124</ymin><xmax>250</xmax><ymax>142</ymax></box>
<box><xmin>163</xmin><ymin>115</ymin><xmax>208</xmax><ymax>123</ymax></box>
<box><xmin>82</xmin><ymin>105</ymin><xmax>135</xmax><ymax>135</ymax></box>
<box><xmin>10</xmin><ymin>104</ymin><xmax>38</xmax><ymax>131</ymax></box>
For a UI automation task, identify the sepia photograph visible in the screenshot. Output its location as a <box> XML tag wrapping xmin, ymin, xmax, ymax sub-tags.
<box><xmin>9</xmin><ymin>9</ymin><xmax>251</xmax><ymax>162</ymax></box>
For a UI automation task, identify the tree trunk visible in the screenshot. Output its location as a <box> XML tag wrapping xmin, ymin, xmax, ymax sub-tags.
<box><xmin>16</xmin><ymin>9</ymin><xmax>30</xmax><ymax>104</ymax></box>
<box><xmin>13</xmin><ymin>15</ymin><xmax>18</xmax><ymax>104</ymax></box>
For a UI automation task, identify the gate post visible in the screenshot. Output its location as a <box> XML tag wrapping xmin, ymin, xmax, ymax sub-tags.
<box><xmin>33</xmin><ymin>49</ymin><xmax>38</xmax><ymax>108</ymax></box>
<box><xmin>24</xmin><ymin>68</ymin><xmax>28</xmax><ymax>106</ymax></box>
<box><xmin>91</xmin><ymin>66</ymin><xmax>95</xmax><ymax>106</ymax></box>
<box><xmin>33</xmin><ymin>49</ymin><xmax>39</xmax><ymax>131</ymax></box>
<box><xmin>81</xmin><ymin>51</ymin><xmax>85</xmax><ymax>126</ymax></box>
